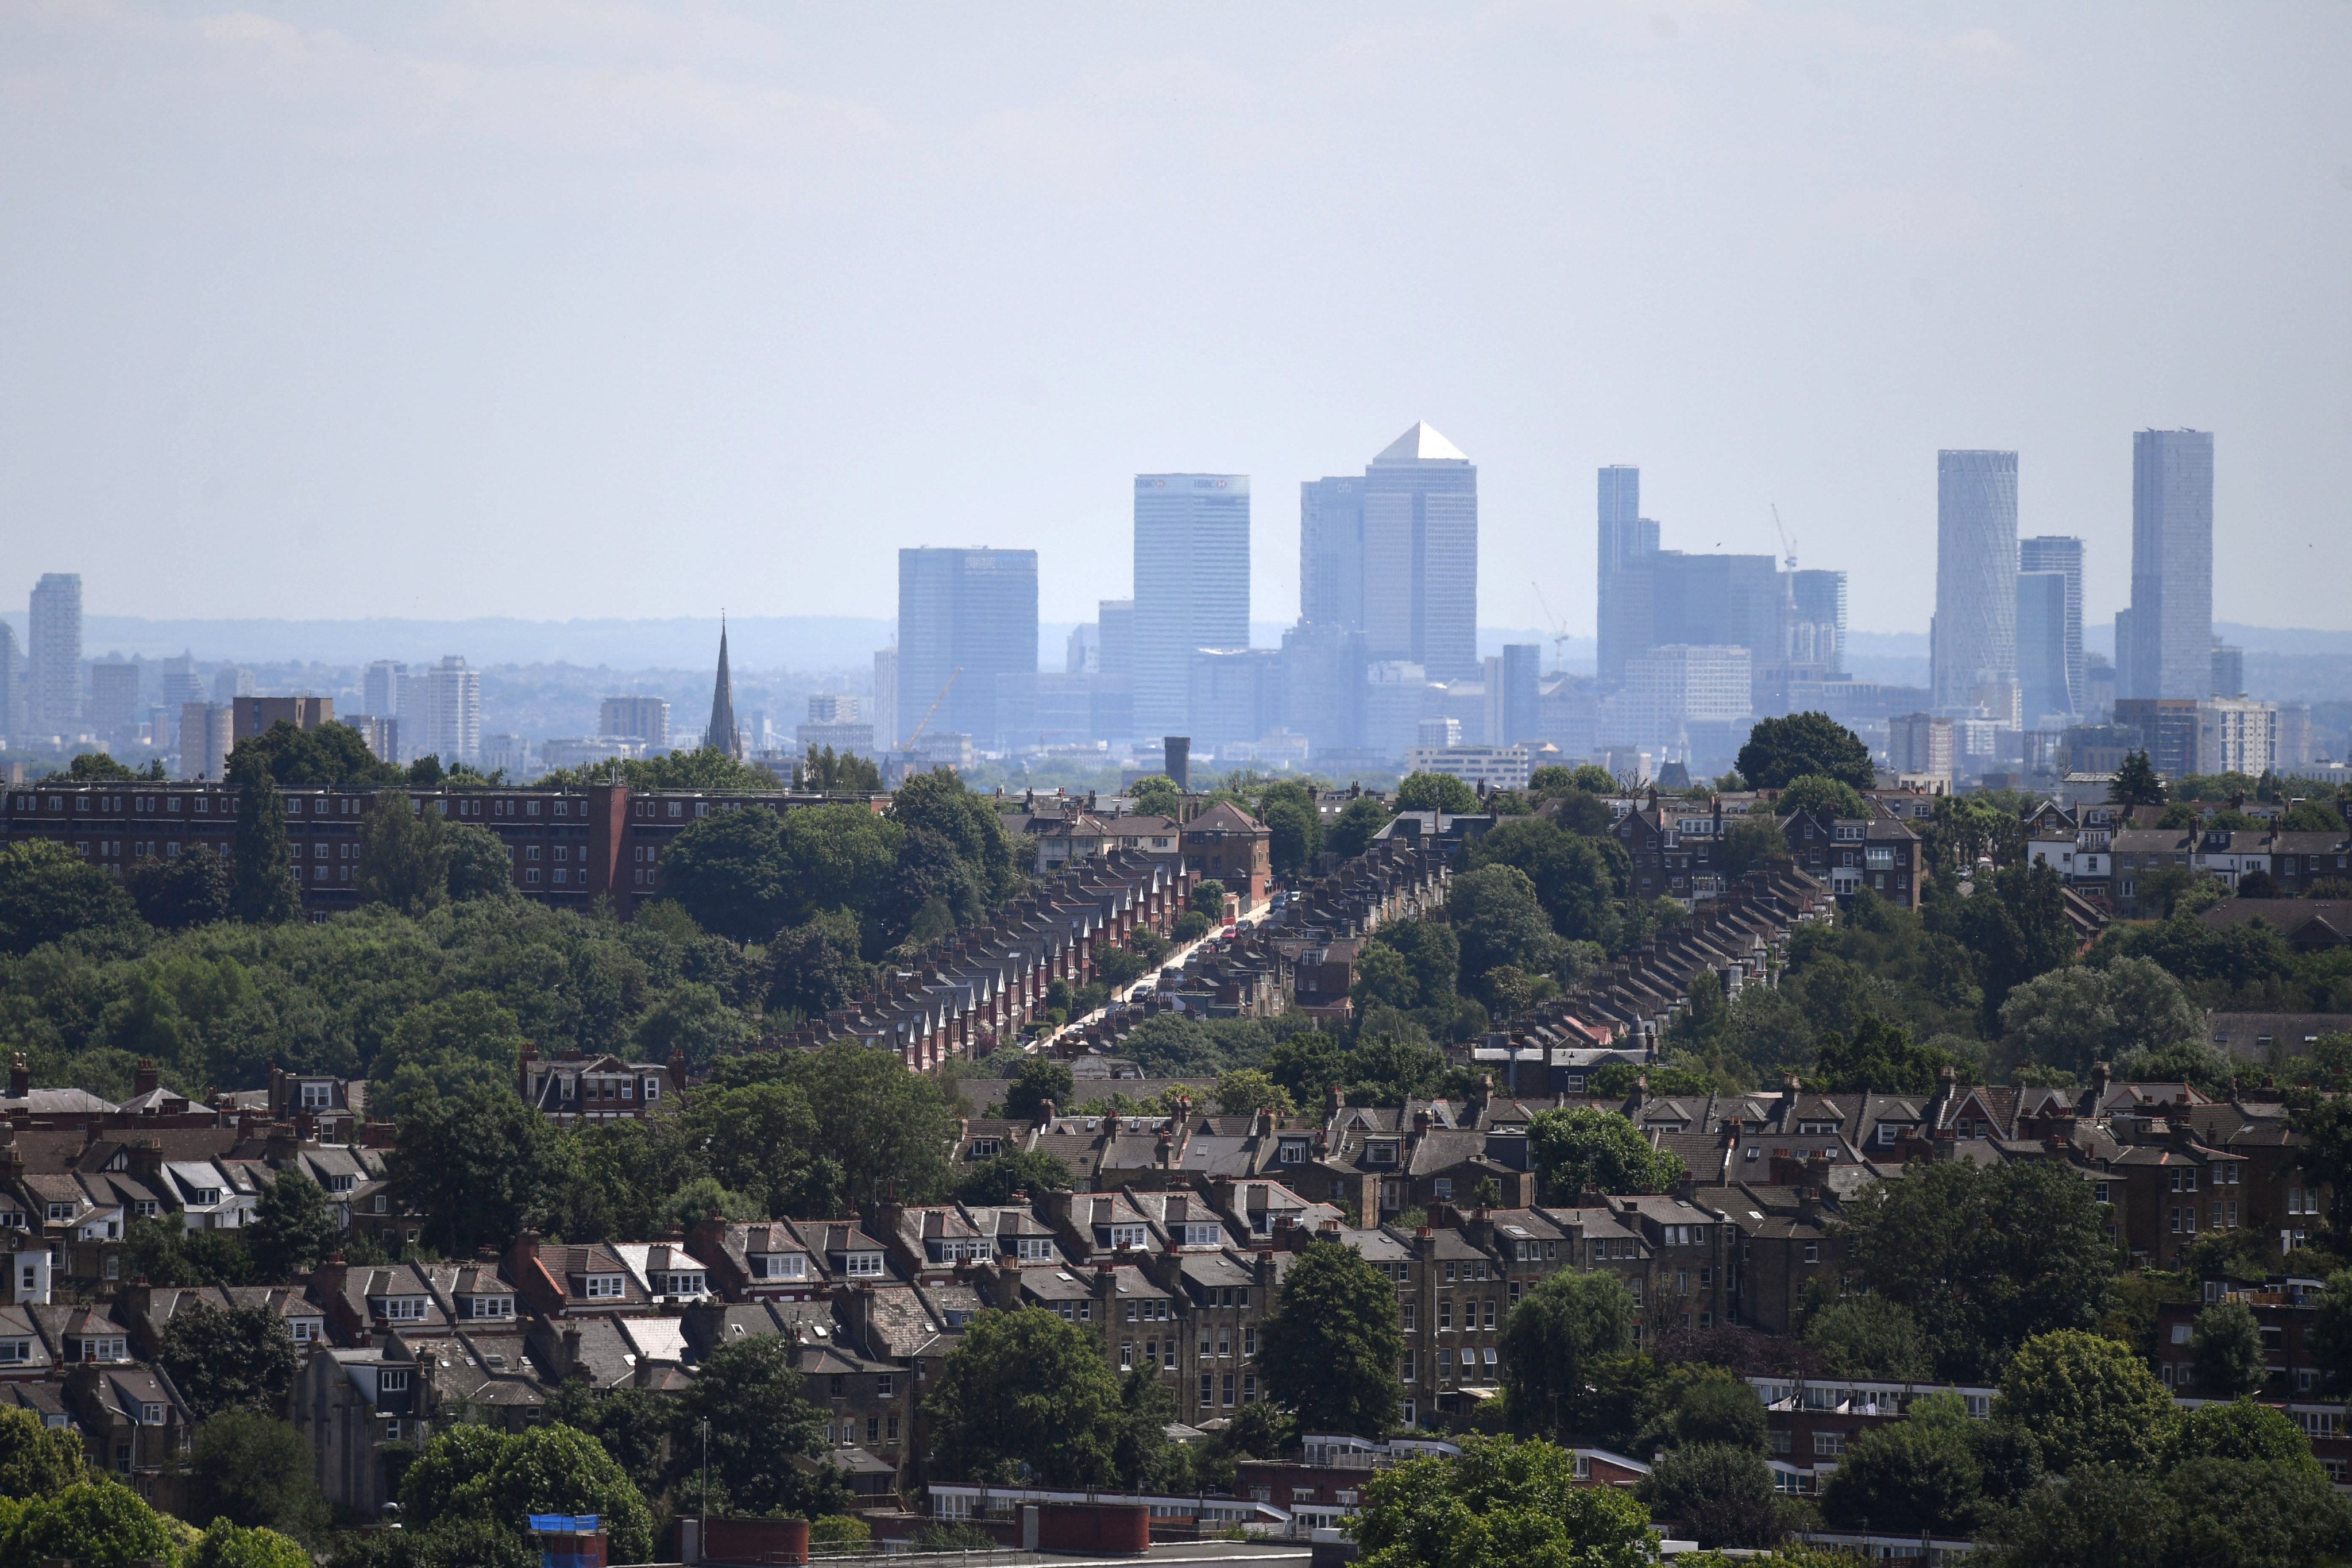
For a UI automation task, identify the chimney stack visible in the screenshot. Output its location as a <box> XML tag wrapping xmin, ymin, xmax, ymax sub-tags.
<box><xmin>133</xmin><ymin>1059</ymin><xmax>159</xmax><ymax>1098</ymax></box>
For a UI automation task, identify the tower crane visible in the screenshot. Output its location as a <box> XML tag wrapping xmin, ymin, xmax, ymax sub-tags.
<box><xmin>1531</xmin><ymin>583</ymin><xmax>1573</xmax><ymax>670</ymax></box>
<box><xmin>1771</xmin><ymin>504</ymin><xmax>1798</xmax><ymax>571</ymax></box>
<box><xmin>905</xmin><ymin>667</ymin><xmax>961</xmax><ymax>749</ymax></box>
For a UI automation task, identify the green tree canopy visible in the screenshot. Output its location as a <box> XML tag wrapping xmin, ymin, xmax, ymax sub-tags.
<box><xmin>1737</xmin><ymin>712</ymin><xmax>1875</xmax><ymax>790</ymax></box>
<box><xmin>766</xmin><ymin>909</ymin><xmax>871</xmax><ymax>1017</ymax></box>
<box><xmin>188</xmin><ymin>1519</ymin><xmax>313</xmax><ymax>1568</ymax></box>
<box><xmin>1498</xmin><ymin>1271</ymin><xmax>1636</xmax><ymax>1440</ymax></box>
<box><xmin>1800</xmin><ymin>1295</ymin><xmax>1932</xmax><ymax>1380</ymax></box>
<box><xmin>1994</xmin><ymin>1329</ymin><xmax>2173</xmax><ymax>1474</ymax></box>
<box><xmin>1351</xmin><ymin>1435</ymin><xmax>1657</xmax><ymax>1568</ymax></box>
<box><xmin>1810</xmin><ymin>1015</ymin><xmax>1969</xmax><ymax>1094</ymax></box>
<box><xmin>391</xmin><ymin>1086</ymin><xmax>569</xmax><ymax>1256</ymax></box>
<box><xmin>0</xmin><ymin>1477</ymin><xmax>181</xmax><ymax>1567</ymax></box>
<box><xmin>1467</xmin><ymin>818</ymin><xmax>1620</xmax><ymax>948</ymax></box>
<box><xmin>1449</xmin><ymin>864</ymin><xmax>1562</xmax><ymax>985</ymax></box>
<box><xmin>2109</xmin><ymin>750</ymin><xmax>2166</xmax><ymax>807</ymax></box>
<box><xmin>1396</xmin><ymin>771</ymin><xmax>1482</xmax><ymax>814</ymax></box>
<box><xmin>399</xmin><ymin>1422</ymin><xmax>653</xmax><ymax>1565</ymax></box>
<box><xmin>1211</xmin><ymin>1068</ymin><xmax>1295</xmax><ymax>1118</ymax></box>
<box><xmin>0</xmin><ymin>840</ymin><xmax>141</xmax><ymax>956</ymax></box>
<box><xmin>249</xmin><ymin>1169</ymin><xmax>339</xmax><ymax>1282</ymax></box>
<box><xmin>1326</xmin><ymin>795</ymin><xmax>1396</xmax><ymax>860</ymax></box>
<box><xmin>1776</xmin><ymin>773</ymin><xmax>1870</xmax><ymax>821</ymax></box>
<box><xmin>124</xmin><ymin>845</ymin><xmax>234</xmax><ymax>931</ymax></box>
<box><xmin>1819</xmin><ymin>1415</ymin><xmax>1984</xmax><ymax>1537</ymax></box>
<box><xmin>1127</xmin><ymin>775</ymin><xmax>1182</xmax><ymax>818</ymax></box>
<box><xmin>0</xmin><ymin>1405</ymin><xmax>84</xmax><ymax>1500</ymax></box>
<box><xmin>185</xmin><ymin>1411</ymin><xmax>329</xmax><ymax>1542</ymax></box>
<box><xmin>924</xmin><ymin>1307</ymin><xmax>1127</xmax><ymax>1486</ymax></box>
<box><xmin>952</xmin><ymin>1149</ymin><xmax>1072</xmax><ymax>1206</ymax></box>
<box><xmin>227</xmin><ymin>751</ymin><xmax>303</xmax><ymax>925</ymax></box>
<box><xmin>1639</xmin><ymin>1442</ymin><xmax>1781</xmax><ymax>1550</ymax></box>
<box><xmin>1527</xmin><ymin>1107</ymin><xmax>1688</xmax><ymax>1199</ymax></box>
<box><xmin>2160</xmin><ymin>1398</ymin><xmax>2319</xmax><ymax>1474</ymax></box>
<box><xmin>1719</xmin><ymin>814</ymin><xmax>1791</xmax><ymax>879</ymax></box>
<box><xmin>1004</xmin><ymin>1056</ymin><xmax>1075</xmax><ymax>1122</ymax></box>
<box><xmin>357</xmin><ymin>789</ymin><xmax>453</xmax><ymax>916</ymax></box>
<box><xmin>1258</xmin><ymin>1239</ymin><xmax>1405</xmax><ymax>1437</ymax></box>
<box><xmin>161</xmin><ymin>1303</ymin><xmax>299</xmax><ymax>1424</ymax></box>
<box><xmin>2189</xmin><ymin>1300</ymin><xmax>2268</xmax><ymax>1399</ymax></box>
<box><xmin>666</xmin><ymin>1335</ymin><xmax>847</xmax><ymax>1517</ymax></box>
<box><xmin>230</xmin><ymin>720</ymin><xmax>403</xmax><ymax>787</ymax></box>
<box><xmin>1836</xmin><ymin>1162</ymin><xmax>2112</xmax><ymax>1381</ymax></box>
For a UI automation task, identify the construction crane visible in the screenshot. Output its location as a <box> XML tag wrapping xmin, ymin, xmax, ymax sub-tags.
<box><xmin>1531</xmin><ymin>582</ymin><xmax>1573</xmax><ymax>669</ymax></box>
<box><xmin>1771</xmin><ymin>504</ymin><xmax>1798</xmax><ymax>571</ymax></box>
<box><xmin>905</xmin><ymin>667</ymin><xmax>961</xmax><ymax>748</ymax></box>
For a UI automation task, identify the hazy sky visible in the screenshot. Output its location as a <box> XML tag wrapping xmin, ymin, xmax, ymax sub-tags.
<box><xmin>2</xmin><ymin>2</ymin><xmax>2347</xmax><ymax>636</ymax></box>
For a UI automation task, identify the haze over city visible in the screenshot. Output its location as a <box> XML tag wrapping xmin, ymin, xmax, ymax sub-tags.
<box><xmin>3</xmin><ymin>2</ymin><xmax>2349</xmax><ymax>634</ymax></box>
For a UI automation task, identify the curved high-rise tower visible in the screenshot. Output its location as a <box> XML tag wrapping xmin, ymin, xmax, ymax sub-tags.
<box><xmin>1931</xmin><ymin>450</ymin><xmax>2020</xmax><ymax>723</ymax></box>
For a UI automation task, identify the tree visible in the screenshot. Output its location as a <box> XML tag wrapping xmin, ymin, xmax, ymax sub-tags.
<box><xmin>788</xmin><ymin>1038</ymin><xmax>957</xmax><ymax>1206</ymax></box>
<box><xmin>185</xmin><ymin>1411</ymin><xmax>329</xmax><ymax>1542</ymax></box>
<box><xmin>1264</xmin><ymin>1031</ymin><xmax>1347</xmax><ymax>1106</ymax></box>
<box><xmin>188</xmin><ymin>1520</ymin><xmax>312</xmax><ymax>1568</ymax></box>
<box><xmin>1111</xmin><ymin>1364</ymin><xmax>1179</xmax><ymax>1490</ymax></box>
<box><xmin>357</xmin><ymin>789</ymin><xmax>452</xmax><ymax>916</ymax></box>
<box><xmin>444</xmin><ymin>822</ymin><xmax>516</xmax><ymax>902</ymax></box>
<box><xmin>1994</xmin><ymin>1329</ymin><xmax>2173</xmax><ymax>1474</ymax></box>
<box><xmin>1211</xmin><ymin>1068</ymin><xmax>1295</xmax><ymax>1118</ymax></box>
<box><xmin>1973</xmin><ymin>1462</ymin><xmax>2168</xmax><ymax>1568</ymax></box>
<box><xmin>161</xmin><ymin>1303</ymin><xmax>299</xmax><ymax>1423</ymax></box>
<box><xmin>1127</xmin><ymin>775</ymin><xmax>1182</xmax><ymax>819</ymax></box>
<box><xmin>1258</xmin><ymin>1240</ymin><xmax>1405</xmax><ymax>1437</ymax></box>
<box><xmin>792</xmin><ymin>743</ymin><xmax>883</xmax><ymax>793</ymax></box>
<box><xmin>1004</xmin><ymin>1056</ymin><xmax>1075</xmax><ymax>1122</ymax></box>
<box><xmin>1643</xmin><ymin>1366</ymin><xmax>1768</xmax><ymax>1452</ymax></box>
<box><xmin>1527</xmin><ymin>1107</ymin><xmax>1687</xmax><ymax>1199</ymax></box>
<box><xmin>1264</xmin><ymin>794</ymin><xmax>1322</xmax><ymax>878</ymax></box>
<box><xmin>1396</xmin><ymin>773</ymin><xmax>1481</xmax><ymax>814</ymax></box>
<box><xmin>925</xmin><ymin>1308</ymin><xmax>1126</xmax><ymax>1486</ymax></box>
<box><xmin>1326</xmin><ymin>795</ymin><xmax>1395</xmax><ymax>860</ymax></box>
<box><xmin>1</xmin><ymin>1478</ymin><xmax>181</xmax><ymax>1567</ymax></box>
<box><xmin>125</xmin><ymin>1214</ymin><xmax>253</xmax><ymax>1288</ymax></box>
<box><xmin>1820</xmin><ymin>1418</ymin><xmax>1984</xmax><ymax>1536</ymax></box>
<box><xmin>2305</xmin><ymin>1266</ymin><xmax>2352</xmax><ymax>1391</ymax></box>
<box><xmin>1801</xmin><ymin>1296</ymin><xmax>1931</xmax><ymax>1380</ymax></box>
<box><xmin>1350</xmin><ymin>1435</ymin><xmax>1656</xmax><ymax>1568</ymax></box>
<box><xmin>666</xmin><ymin>1335</ymin><xmax>846</xmax><ymax>1517</ymax></box>
<box><xmin>390</xmin><ymin>1086</ymin><xmax>569</xmax><ymax>1256</ymax></box>
<box><xmin>2162</xmin><ymin>1456</ymin><xmax>2352</xmax><ymax>1568</ymax></box>
<box><xmin>1468</xmin><ymin>819</ymin><xmax>1619</xmax><ymax>947</ymax></box>
<box><xmin>767</xmin><ymin>909</ymin><xmax>871</xmax><ymax>1017</ymax></box>
<box><xmin>0</xmin><ymin>840</ymin><xmax>141</xmax><ymax>956</ymax></box>
<box><xmin>1719</xmin><ymin>814</ymin><xmax>1790</xmax><ymax>879</ymax></box>
<box><xmin>400</xmin><ymin>1422</ymin><xmax>653</xmax><ymax>1565</ymax></box>
<box><xmin>249</xmin><ymin>1169</ymin><xmax>339</xmax><ymax>1282</ymax></box>
<box><xmin>656</xmin><ymin>806</ymin><xmax>795</xmax><ymax>944</ymax></box>
<box><xmin>1737</xmin><ymin>712</ymin><xmax>1875</xmax><ymax>791</ymax></box>
<box><xmin>232</xmin><ymin>720</ymin><xmax>403</xmax><ymax>787</ymax></box>
<box><xmin>2160</xmin><ymin>1399</ymin><xmax>2319</xmax><ymax>1474</ymax></box>
<box><xmin>631</xmin><ymin>982</ymin><xmax>754</xmax><ymax>1076</ymax></box>
<box><xmin>2109</xmin><ymin>750</ymin><xmax>2166</xmax><ymax>807</ymax></box>
<box><xmin>1954</xmin><ymin>862</ymin><xmax>2077</xmax><ymax>1031</ymax></box>
<box><xmin>890</xmin><ymin>770</ymin><xmax>1019</xmax><ymax>906</ymax></box>
<box><xmin>372</xmin><ymin>990</ymin><xmax>533</xmax><ymax>1111</ymax></box>
<box><xmin>2189</xmin><ymin>1300</ymin><xmax>2267</xmax><ymax>1399</ymax></box>
<box><xmin>227</xmin><ymin>750</ymin><xmax>303</xmax><ymax>925</ymax></box>
<box><xmin>1776</xmin><ymin>773</ymin><xmax>1870</xmax><ymax>822</ymax></box>
<box><xmin>1836</xmin><ymin>1161</ymin><xmax>2111</xmax><ymax>1381</ymax></box>
<box><xmin>0</xmin><ymin>1405</ymin><xmax>84</xmax><ymax>1499</ymax></box>
<box><xmin>953</xmin><ymin>1149</ymin><xmax>1072</xmax><ymax>1206</ymax></box>
<box><xmin>1640</xmin><ymin>1443</ymin><xmax>1780</xmax><ymax>1549</ymax></box>
<box><xmin>1811</xmin><ymin>1016</ymin><xmax>1967</xmax><ymax>1094</ymax></box>
<box><xmin>1448</xmin><ymin>864</ymin><xmax>1560</xmax><ymax>984</ymax></box>
<box><xmin>1498</xmin><ymin>1272</ymin><xmax>1635</xmax><ymax>1439</ymax></box>
<box><xmin>124</xmin><ymin>845</ymin><xmax>235</xmax><ymax>930</ymax></box>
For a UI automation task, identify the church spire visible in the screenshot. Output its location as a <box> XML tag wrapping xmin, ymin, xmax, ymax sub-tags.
<box><xmin>708</xmin><ymin>615</ymin><xmax>743</xmax><ymax>760</ymax></box>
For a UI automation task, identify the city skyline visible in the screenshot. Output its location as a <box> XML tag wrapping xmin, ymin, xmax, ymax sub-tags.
<box><xmin>2</xmin><ymin>6</ymin><xmax>2344</xmax><ymax>636</ymax></box>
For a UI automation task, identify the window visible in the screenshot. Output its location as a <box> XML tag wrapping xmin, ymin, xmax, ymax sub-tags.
<box><xmin>582</xmin><ymin>1275</ymin><xmax>625</xmax><ymax>1300</ymax></box>
<box><xmin>1401</xmin><ymin>1304</ymin><xmax>1416</xmax><ymax>1332</ymax></box>
<box><xmin>1803</xmin><ymin>1243</ymin><xmax>1819</xmax><ymax>1264</ymax></box>
<box><xmin>1814</xmin><ymin>1430</ymin><xmax>1846</xmax><ymax>1456</ymax></box>
<box><xmin>379</xmin><ymin>1369</ymin><xmax>410</xmax><ymax>1392</ymax></box>
<box><xmin>1434</xmin><ymin>1178</ymin><xmax>1453</xmax><ymax>1200</ymax></box>
<box><xmin>843</xmin><ymin>1252</ymin><xmax>884</xmax><ymax>1278</ymax></box>
<box><xmin>372</xmin><ymin>1296</ymin><xmax>428</xmax><ymax>1321</ymax></box>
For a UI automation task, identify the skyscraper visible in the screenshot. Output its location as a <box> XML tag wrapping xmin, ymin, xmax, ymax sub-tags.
<box><xmin>1133</xmin><ymin>474</ymin><xmax>1250</xmax><ymax>740</ymax></box>
<box><xmin>1497</xmin><ymin>644</ymin><xmax>1542</xmax><ymax>747</ymax></box>
<box><xmin>2124</xmin><ymin>429</ymin><xmax>2214</xmax><ymax>700</ymax></box>
<box><xmin>707</xmin><ymin>620</ymin><xmax>743</xmax><ymax>760</ymax></box>
<box><xmin>2018</xmin><ymin>535</ymin><xmax>2084</xmax><ymax>714</ymax></box>
<box><xmin>872</xmin><ymin>648</ymin><xmax>899</xmax><ymax>751</ymax></box>
<box><xmin>897</xmin><ymin>548</ymin><xmax>1038</xmax><ymax>751</ymax></box>
<box><xmin>1930</xmin><ymin>450</ymin><xmax>2020</xmax><ymax>723</ymax></box>
<box><xmin>2017</xmin><ymin>571</ymin><xmax>2072</xmax><ymax>725</ymax></box>
<box><xmin>1362</xmin><ymin>423</ymin><xmax>1478</xmax><ymax>682</ymax></box>
<box><xmin>0</xmin><ymin>621</ymin><xmax>22</xmax><ymax>735</ymax></box>
<box><xmin>1596</xmin><ymin>466</ymin><xmax>1659</xmax><ymax>685</ymax></box>
<box><xmin>27</xmin><ymin>573</ymin><xmax>82</xmax><ymax>730</ymax></box>
<box><xmin>422</xmin><ymin>656</ymin><xmax>481</xmax><ymax>764</ymax></box>
<box><xmin>362</xmin><ymin>660</ymin><xmax>406</xmax><ymax>717</ymax></box>
<box><xmin>1299</xmin><ymin>476</ymin><xmax>1364</xmax><ymax>631</ymax></box>
<box><xmin>1785</xmin><ymin>570</ymin><xmax>1848</xmax><ymax>675</ymax></box>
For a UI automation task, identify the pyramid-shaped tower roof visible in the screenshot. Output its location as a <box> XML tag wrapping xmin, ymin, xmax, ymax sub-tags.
<box><xmin>1371</xmin><ymin>420</ymin><xmax>1469</xmax><ymax>465</ymax></box>
<box><xmin>708</xmin><ymin>618</ymin><xmax>743</xmax><ymax>760</ymax></box>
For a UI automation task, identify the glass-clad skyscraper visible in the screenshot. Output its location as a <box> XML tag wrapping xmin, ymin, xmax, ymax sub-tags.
<box><xmin>2018</xmin><ymin>535</ymin><xmax>2084</xmax><ymax>716</ymax></box>
<box><xmin>1133</xmin><ymin>475</ymin><xmax>1250</xmax><ymax>741</ymax></box>
<box><xmin>2123</xmin><ymin>430</ymin><xmax>2213</xmax><ymax>700</ymax></box>
<box><xmin>897</xmin><ymin>547</ymin><xmax>1039</xmax><ymax>752</ymax></box>
<box><xmin>1931</xmin><ymin>450</ymin><xmax>2020</xmax><ymax>723</ymax></box>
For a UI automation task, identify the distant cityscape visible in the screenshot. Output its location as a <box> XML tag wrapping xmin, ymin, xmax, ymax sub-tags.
<box><xmin>0</xmin><ymin>421</ymin><xmax>2341</xmax><ymax>791</ymax></box>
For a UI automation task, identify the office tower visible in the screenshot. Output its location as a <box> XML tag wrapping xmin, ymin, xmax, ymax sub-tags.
<box><xmin>1278</xmin><ymin>621</ymin><xmax>1366</xmax><ymax>757</ymax></box>
<box><xmin>2018</xmin><ymin>536</ymin><xmax>2084</xmax><ymax>713</ymax></box>
<box><xmin>421</xmin><ymin>656</ymin><xmax>481</xmax><ymax>764</ymax></box>
<box><xmin>213</xmin><ymin>666</ymin><xmax>254</xmax><ymax>704</ymax></box>
<box><xmin>1363</xmin><ymin>661</ymin><xmax>1430</xmax><ymax>760</ymax></box>
<box><xmin>27</xmin><ymin>573</ymin><xmax>83</xmax><ymax>729</ymax></box>
<box><xmin>1931</xmin><ymin>450</ymin><xmax>2020</xmax><ymax>723</ymax></box>
<box><xmin>2017</xmin><ymin>572</ymin><xmax>2072</xmax><ymax>726</ymax></box>
<box><xmin>2113</xmin><ymin>697</ymin><xmax>2202</xmax><ymax>778</ymax></box>
<box><xmin>1299</xmin><ymin>476</ymin><xmax>1364</xmax><ymax>630</ymax></box>
<box><xmin>1185</xmin><ymin>648</ymin><xmax>1282</xmax><ymax>754</ymax></box>
<box><xmin>0</xmin><ymin>621</ymin><xmax>18</xmax><ymax>735</ymax></box>
<box><xmin>600</xmin><ymin>696</ymin><xmax>671</xmax><ymax>747</ymax></box>
<box><xmin>1134</xmin><ymin>474</ymin><xmax>1250</xmax><ymax>739</ymax></box>
<box><xmin>2122</xmin><ymin>429</ymin><xmax>2214</xmax><ymax>701</ymax></box>
<box><xmin>179</xmin><ymin>703</ymin><xmax>234</xmax><ymax>780</ymax></box>
<box><xmin>1097</xmin><ymin>600</ymin><xmax>1135</xmax><ymax>679</ymax></box>
<box><xmin>1596</xmin><ymin>466</ymin><xmax>1658</xmax><ymax>685</ymax></box>
<box><xmin>1784</xmin><ymin>570</ymin><xmax>1848</xmax><ymax>675</ymax></box>
<box><xmin>362</xmin><ymin>660</ymin><xmax>406</xmax><ymax>717</ymax></box>
<box><xmin>88</xmin><ymin>662</ymin><xmax>142</xmax><ymax>740</ymax></box>
<box><xmin>1491</xmin><ymin>644</ymin><xmax>1542</xmax><ymax>747</ymax></box>
<box><xmin>1889</xmin><ymin>713</ymin><xmax>1957</xmax><ymax>781</ymax></box>
<box><xmin>1065</xmin><ymin>623</ymin><xmax>1099</xmax><ymax>675</ymax></box>
<box><xmin>706</xmin><ymin>621</ymin><xmax>743</xmax><ymax>760</ymax></box>
<box><xmin>2210</xmin><ymin>643</ymin><xmax>2245</xmax><ymax>698</ymax></box>
<box><xmin>897</xmin><ymin>548</ymin><xmax>1038</xmax><ymax>752</ymax></box>
<box><xmin>157</xmin><ymin>652</ymin><xmax>205</xmax><ymax>710</ymax></box>
<box><xmin>1360</xmin><ymin>423</ymin><xmax>1478</xmax><ymax>682</ymax></box>
<box><xmin>1607</xmin><ymin>646</ymin><xmax>1753</xmax><ymax>753</ymax></box>
<box><xmin>867</xmin><ymin>649</ymin><xmax>899</xmax><ymax>751</ymax></box>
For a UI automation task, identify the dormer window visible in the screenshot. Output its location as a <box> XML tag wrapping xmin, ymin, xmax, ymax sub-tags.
<box><xmin>370</xmin><ymin>1296</ymin><xmax>427</xmax><ymax>1322</ymax></box>
<box><xmin>842</xmin><ymin>1251</ymin><xmax>884</xmax><ymax>1278</ymax></box>
<box><xmin>1184</xmin><ymin>1223</ymin><xmax>1222</xmax><ymax>1247</ymax></box>
<box><xmin>1108</xmin><ymin>1225</ymin><xmax>1149</xmax><ymax>1250</ymax></box>
<box><xmin>1279</xmin><ymin>1140</ymin><xmax>1307</xmax><ymax>1165</ymax></box>
<box><xmin>652</xmin><ymin>1271</ymin><xmax>706</xmax><ymax>1296</ymax></box>
<box><xmin>582</xmin><ymin>1273</ymin><xmax>625</xmax><ymax>1300</ymax></box>
<box><xmin>1015</xmin><ymin>1238</ymin><xmax>1056</xmax><ymax>1262</ymax></box>
<box><xmin>751</xmin><ymin>1253</ymin><xmax>808</xmax><ymax>1281</ymax></box>
<box><xmin>327</xmin><ymin>1175</ymin><xmax>356</xmax><ymax>1194</ymax></box>
<box><xmin>379</xmin><ymin>1369</ymin><xmax>410</xmax><ymax>1393</ymax></box>
<box><xmin>972</xmin><ymin>1138</ymin><xmax>1002</xmax><ymax>1158</ymax></box>
<box><xmin>464</xmin><ymin>1296</ymin><xmax>513</xmax><ymax>1320</ymax></box>
<box><xmin>140</xmin><ymin>1402</ymin><xmax>165</xmax><ymax>1425</ymax></box>
<box><xmin>1367</xmin><ymin>1142</ymin><xmax>1399</xmax><ymax>1165</ymax></box>
<box><xmin>300</xmin><ymin>1082</ymin><xmax>333</xmax><ymax>1110</ymax></box>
